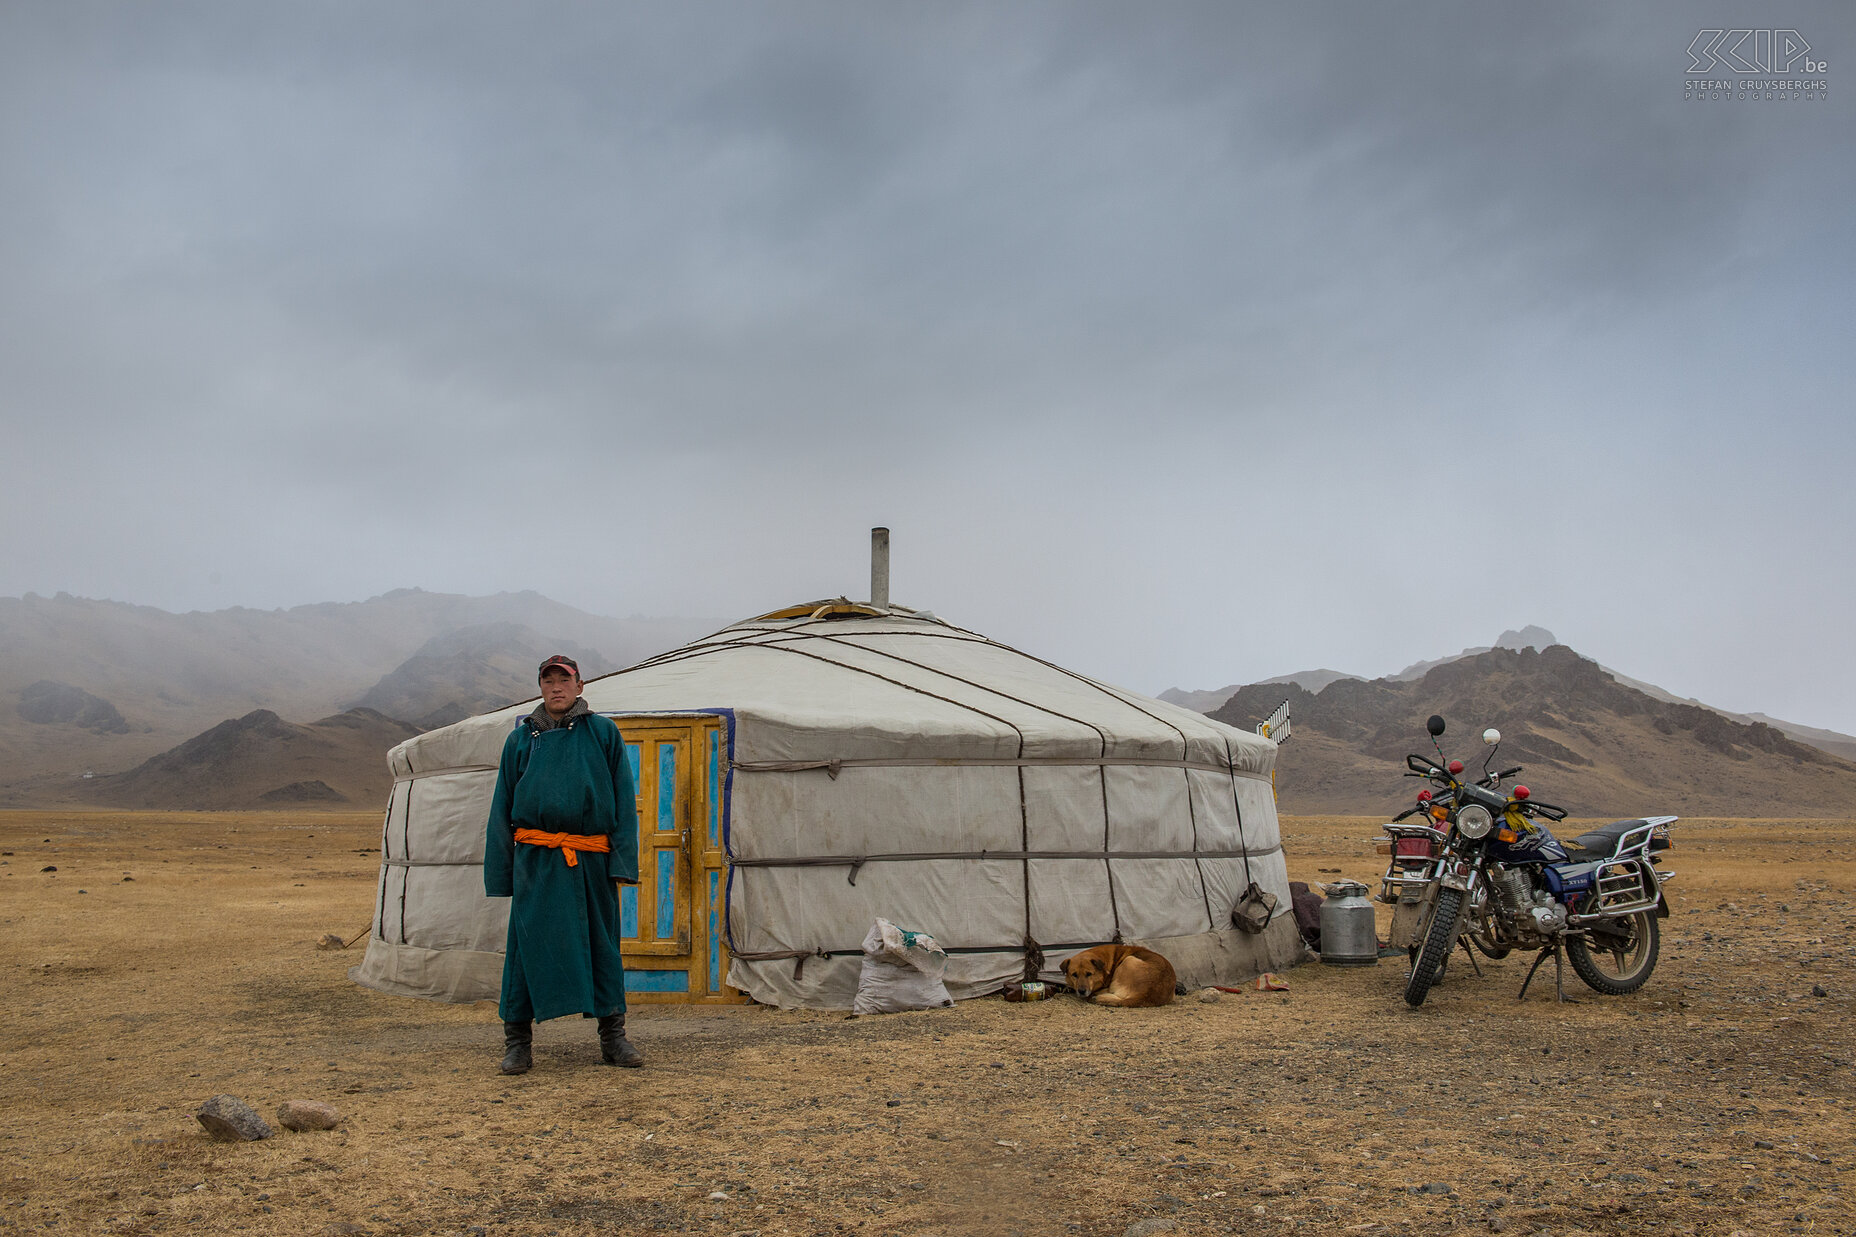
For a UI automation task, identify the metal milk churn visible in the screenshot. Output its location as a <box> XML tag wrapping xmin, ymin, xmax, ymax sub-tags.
<box><xmin>1319</xmin><ymin>880</ymin><xmax>1380</xmax><ymax>966</ymax></box>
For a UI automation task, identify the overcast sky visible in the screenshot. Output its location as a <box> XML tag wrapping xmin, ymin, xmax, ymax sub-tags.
<box><xmin>3</xmin><ymin>3</ymin><xmax>1852</xmax><ymax>730</ymax></box>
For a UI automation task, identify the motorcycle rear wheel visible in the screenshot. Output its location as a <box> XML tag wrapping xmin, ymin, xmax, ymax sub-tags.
<box><xmin>1565</xmin><ymin>909</ymin><xmax>1660</xmax><ymax>994</ymax></box>
<box><xmin>1404</xmin><ymin>887</ymin><xmax>1463</xmax><ymax>1008</ymax></box>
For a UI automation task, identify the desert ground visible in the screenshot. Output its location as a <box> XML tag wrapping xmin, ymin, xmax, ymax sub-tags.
<box><xmin>2</xmin><ymin>811</ymin><xmax>1851</xmax><ymax>1237</ymax></box>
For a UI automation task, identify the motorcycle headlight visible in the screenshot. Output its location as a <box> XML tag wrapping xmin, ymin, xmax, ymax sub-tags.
<box><xmin>1456</xmin><ymin>804</ymin><xmax>1494</xmax><ymax>838</ymax></box>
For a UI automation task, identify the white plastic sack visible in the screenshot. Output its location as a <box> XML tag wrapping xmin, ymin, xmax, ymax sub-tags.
<box><xmin>851</xmin><ymin>918</ymin><xmax>953</xmax><ymax>1015</ymax></box>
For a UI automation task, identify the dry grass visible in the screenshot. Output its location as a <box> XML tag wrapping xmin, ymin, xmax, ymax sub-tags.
<box><xmin>3</xmin><ymin>810</ymin><xmax>1853</xmax><ymax>1237</ymax></box>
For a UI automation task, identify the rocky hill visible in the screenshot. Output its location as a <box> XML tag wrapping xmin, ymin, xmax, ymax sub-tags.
<box><xmin>31</xmin><ymin>708</ymin><xmax>424</xmax><ymax>811</ymax></box>
<box><xmin>1740</xmin><ymin>714</ymin><xmax>1856</xmax><ymax>763</ymax></box>
<box><xmin>16</xmin><ymin>680</ymin><xmax>131</xmax><ymax>734</ymax></box>
<box><xmin>1387</xmin><ymin>625</ymin><xmax>1560</xmax><ymax>682</ymax></box>
<box><xmin>1211</xmin><ymin>644</ymin><xmax>1856</xmax><ymax>817</ymax></box>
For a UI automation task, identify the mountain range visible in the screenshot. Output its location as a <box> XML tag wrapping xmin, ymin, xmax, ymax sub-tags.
<box><xmin>1159</xmin><ymin>626</ymin><xmax>1561</xmax><ymax>713</ymax></box>
<box><xmin>0</xmin><ymin>589</ymin><xmax>708</xmax><ymax>804</ymax></box>
<box><xmin>1203</xmin><ymin>642</ymin><xmax>1856</xmax><ymax>816</ymax></box>
<box><xmin>8</xmin><ymin>595</ymin><xmax>1853</xmax><ymax>816</ymax></box>
<box><xmin>1164</xmin><ymin>625</ymin><xmax>1856</xmax><ymax>768</ymax></box>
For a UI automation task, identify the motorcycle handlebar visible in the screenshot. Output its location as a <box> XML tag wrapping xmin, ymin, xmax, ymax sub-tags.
<box><xmin>1522</xmin><ymin>800</ymin><xmax>1568</xmax><ymax>821</ymax></box>
<box><xmin>1406</xmin><ymin>753</ymin><xmax>1443</xmax><ymax>777</ymax></box>
<box><xmin>1499</xmin><ymin>766</ymin><xmax>1523</xmax><ymax>779</ymax></box>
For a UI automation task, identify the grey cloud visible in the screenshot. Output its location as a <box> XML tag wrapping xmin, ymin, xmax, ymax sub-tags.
<box><xmin>1</xmin><ymin>2</ymin><xmax>1852</xmax><ymax>730</ymax></box>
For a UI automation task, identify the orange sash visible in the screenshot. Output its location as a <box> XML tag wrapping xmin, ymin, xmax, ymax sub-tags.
<box><xmin>513</xmin><ymin>828</ymin><xmax>611</xmax><ymax>868</ymax></box>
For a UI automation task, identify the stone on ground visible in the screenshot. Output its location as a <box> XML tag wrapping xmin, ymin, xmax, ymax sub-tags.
<box><xmin>1124</xmin><ymin>1219</ymin><xmax>1176</xmax><ymax>1237</ymax></box>
<box><xmin>277</xmin><ymin>1099</ymin><xmax>342</xmax><ymax>1131</ymax></box>
<box><xmin>196</xmin><ymin>1094</ymin><xmax>274</xmax><ymax>1141</ymax></box>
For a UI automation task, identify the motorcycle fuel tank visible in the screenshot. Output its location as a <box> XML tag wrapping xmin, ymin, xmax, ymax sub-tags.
<box><xmin>1489</xmin><ymin>827</ymin><xmax>1568</xmax><ymax>865</ymax></box>
<box><xmin>1541</xmin><ymin>860</ymin><xmax>1601</xmax><ymax>897</ymax></box>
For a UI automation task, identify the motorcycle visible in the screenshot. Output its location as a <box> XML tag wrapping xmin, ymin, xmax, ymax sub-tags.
<box><xmin>1375</xmin><ymin>715</ymin><xmax>1676</xmax><ymax>1007</ymax></box>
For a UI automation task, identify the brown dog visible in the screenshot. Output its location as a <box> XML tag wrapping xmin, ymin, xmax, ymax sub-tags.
<box><xmin>1061</xmin><ymin>944</ymin><xmax>1177</xmax><ymax>1008</ymax></box>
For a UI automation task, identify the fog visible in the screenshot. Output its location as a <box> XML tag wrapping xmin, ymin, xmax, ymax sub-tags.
<box><xmin>2</xmin><ymin>3</ymin><xmax>1851</xmax><ymax>729</ymax></box>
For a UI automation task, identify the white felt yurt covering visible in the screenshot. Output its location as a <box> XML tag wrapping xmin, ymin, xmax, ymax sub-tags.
<box><xmin>351</xmin><ymin>604</ymin><xmax>1305</xmax><ymax>1009</ymax></box>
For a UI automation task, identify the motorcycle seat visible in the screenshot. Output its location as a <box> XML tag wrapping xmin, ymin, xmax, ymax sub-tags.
<box><xmin>1562</xmin><ymin>819</ymin><xmax>1649</xmax><ymax>858</ymax></box>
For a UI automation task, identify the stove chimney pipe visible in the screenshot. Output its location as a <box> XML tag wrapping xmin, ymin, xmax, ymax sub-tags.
<box><xmin>870</xmin><ymin>527</ymin><xmax>890</xmax><ymax>609</ymax></box>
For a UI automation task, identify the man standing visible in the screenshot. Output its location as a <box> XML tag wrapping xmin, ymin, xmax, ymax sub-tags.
<box><xmin>483</xmin><ymin>655</ymin><xmax>642</xmax><ymax>1074</ymax></box>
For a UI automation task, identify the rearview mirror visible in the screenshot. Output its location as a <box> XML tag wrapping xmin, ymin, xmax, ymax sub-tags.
<box><xmin>1483</xmin><ymin>728</ymin><xmax>1501</xmax><ymax>746</ymax></box>
<box><xmin>1426</xmin><ymin>715</ymin><xmax>1446</xmax><ymax>737</ymax></box>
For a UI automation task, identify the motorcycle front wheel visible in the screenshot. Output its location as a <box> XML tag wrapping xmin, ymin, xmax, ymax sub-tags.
<box><xmin>1464</xmin><ymin>890</ymin><xmax>1511</xmax><ymax>959</ymax></box>
<box><xmin>1565</xmin><ymin>909</ymin><xmax>1660</xmax><ymax>994</ymax></box>
<box><xmin>1404</xmin><ymin>887</ymin><xmax>1463</xmax><ymax>1008</ymax></box>
<box><xmin>1468</xmin><ymin>923</ymin><xmax>1511</xmax><ymax>960</ymax></box>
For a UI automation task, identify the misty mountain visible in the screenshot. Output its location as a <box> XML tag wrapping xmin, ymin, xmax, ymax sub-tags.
<box><xmin>350</xmin><ymin>622</ymin><xmax>613</xmax><ymax>729</ymax></box>
<box><xmin>0</xmin><ymin>588</ymin><xmax>709</xmax><ymax>790</ymax></box>
<box><xmin>1161</xmin><ymin>669</ymin><xmax>1361</xmax><ymax>714</ymax></box>
<box><xmin>1209</xmin><ymin>644</ymin><xmax>1856</xmax><ymax>817</ymax></box>
<box><xmin>16</xmin><ymin>680</ymin><xmax>131</xmax><ymax>734</ymax></box>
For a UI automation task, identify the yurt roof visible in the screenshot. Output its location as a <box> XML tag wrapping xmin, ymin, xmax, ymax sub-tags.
<box><xmin>389</xmin><ymin>601</ymin><xmax>1275</xmax><ymax>779</ymax></box>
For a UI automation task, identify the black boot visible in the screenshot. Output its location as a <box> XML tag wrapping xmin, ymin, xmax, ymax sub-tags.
<box><xmin>597</xmin><ymin>1013</ymin><xmax>643</xmax><ymax>1068</ymax></box>
<box><xmin>499</xmin><ymin>1020</ymin><xmax>533</xmax><ymax>1075</ymax></box>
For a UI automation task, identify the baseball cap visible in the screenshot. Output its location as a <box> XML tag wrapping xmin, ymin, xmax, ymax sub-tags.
<box><xmin>537</xmin><ymin>655</ymin><xmax>580</xmax><ymax>678</ymax></box>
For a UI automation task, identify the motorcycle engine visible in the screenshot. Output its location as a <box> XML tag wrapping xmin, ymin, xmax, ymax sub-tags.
<box><xmin>1491</xmin><ymin>865</ymin><xmax>1571</xmax><ymax>935</ymax></box>
<box><xmin>1494</xmin><ymin>867</ymin><xmax>1532</xmax><ymax>917</ymax></box>
<box><xmin>1530</xmin><ymin>901</ymin><xmax>1568</xmax><ymax>933</ymax></box>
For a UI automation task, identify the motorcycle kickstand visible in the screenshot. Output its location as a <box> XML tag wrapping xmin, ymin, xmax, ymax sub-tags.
<box><xmin>1458</xmin><ymin>937</ymin><xmax>1483</xmax><ymax>977</ymax></box>
<box><xmin>1517</xmin><ymin>941</ymin><xmax>1571</xmax><ymax>1002</ymax></box>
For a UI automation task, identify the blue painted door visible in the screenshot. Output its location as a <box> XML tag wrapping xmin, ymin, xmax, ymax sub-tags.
<box><xmin>610</xmin><ymin>718</ymin><xmax>741</xmax><ymax>1002</ymax></box>
<box><xmin>619</xmin><ymin>727</ymin><xmax>691</xmax><ymax>959</ymax></box>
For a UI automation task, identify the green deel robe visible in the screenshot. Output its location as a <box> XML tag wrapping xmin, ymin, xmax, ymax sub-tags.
<box><xmin>483</xmin><ymin>707</ymin><xmax>639</xmax><ymax>1023</ymax></box>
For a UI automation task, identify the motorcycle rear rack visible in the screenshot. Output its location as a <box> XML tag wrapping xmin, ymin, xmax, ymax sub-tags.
<box><xmin>1380</xmin><ymin>823</ymin><xmax>1447</xmax><ymax>842</ymax></box>
<box><xmin>1567</xmin><ymin>857</ymin><xmax>1663</xmax><ymax>923</ymax></box>
<box><xmin>1376</xmin><ymin>826</ymin><xmax>1444</xmax><ymax>903</ymax></box>
<box><xmin>1378</xmin><ymin>860</ymin><xmax>1438</xmax><ymax>903</ymax></box>
<box><xmin>1609</xmin><ymin>820</ymin><xmax>1662</xmax><ymax>859</ymax></box>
